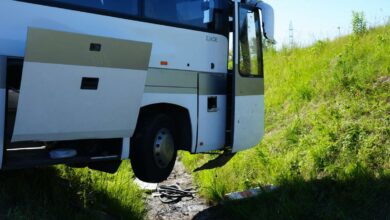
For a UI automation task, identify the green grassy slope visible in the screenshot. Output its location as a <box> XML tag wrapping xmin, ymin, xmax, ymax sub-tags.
<box><xmin>183</xmin><ymin>25</ymin><xmax>390</xmax><ymax>218</ymax></box>
<box><xmin>0</xmin><ymin>162</ymin><xmax>145</xmax><ymax>219</ymax></box>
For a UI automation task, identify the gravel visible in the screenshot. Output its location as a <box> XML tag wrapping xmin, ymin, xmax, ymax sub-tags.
<box><xmin>144</xmin><ymin>159</ymin><xmax>211</xmax><ymax>220</ymax></box>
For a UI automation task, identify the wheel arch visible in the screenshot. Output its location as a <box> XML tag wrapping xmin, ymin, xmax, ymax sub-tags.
<box><xmin>136</xmin><ymin>103</ymin><xmax>193</xmax><ymax>152</ymax></box>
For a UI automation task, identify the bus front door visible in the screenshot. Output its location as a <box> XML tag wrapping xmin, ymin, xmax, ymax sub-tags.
<box><xmin>230</xmin><ymin>4</ymin><xmax>265</xmax><ymax>152</ymax></box>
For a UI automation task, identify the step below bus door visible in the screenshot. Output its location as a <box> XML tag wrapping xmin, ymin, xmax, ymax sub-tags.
<box><xmin>230</xmin><ymin>5</ymin><xmax>265</xmax><ymax>153</ymax></box>
<box><xmin>12</xmin><ymin>28</ymin><xmax>152</xmax><ymax>142</ymax></box>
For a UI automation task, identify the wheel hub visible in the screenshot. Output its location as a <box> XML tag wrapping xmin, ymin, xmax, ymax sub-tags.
<box><xmin>153</xmin><ymin>128</ymin><xmax>175</xmax><ymax>168</ymax></box>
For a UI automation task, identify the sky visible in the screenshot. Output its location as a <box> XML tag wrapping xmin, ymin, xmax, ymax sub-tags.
<box><xmin>265</xmin><ymin>0</ymin><xmax>390</xmax><ymax>47</ymax></box>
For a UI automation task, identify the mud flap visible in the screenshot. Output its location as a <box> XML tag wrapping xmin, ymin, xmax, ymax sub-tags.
<box><xmin>12</xmin><ymin>28</ymin><xmax>152</xmax><ymax>142</ymax></box>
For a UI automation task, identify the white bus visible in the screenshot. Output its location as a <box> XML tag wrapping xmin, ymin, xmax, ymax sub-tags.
<box><xmin>0</xmin><ymin>0</ymin><xmax>274</xmax><ymax>182</ymax></box>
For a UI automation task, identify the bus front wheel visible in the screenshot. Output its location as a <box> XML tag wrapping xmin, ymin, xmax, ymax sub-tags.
<box><xmin>130</xmin><ymin>113</ymin><xmax>177</xmax><ymax>183</ymax></box>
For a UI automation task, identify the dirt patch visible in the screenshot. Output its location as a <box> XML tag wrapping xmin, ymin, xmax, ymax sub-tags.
<box><xmin>144</xmin><ymin>159</ymin><xmax>211</xmax><ymax>220</ymax></box>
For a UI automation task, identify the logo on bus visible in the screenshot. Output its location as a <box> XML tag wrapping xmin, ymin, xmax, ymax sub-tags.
<box><xmin>206</xmin><ymin>35</ymin><xmax>218</xmax><ymax>42</ymax></box>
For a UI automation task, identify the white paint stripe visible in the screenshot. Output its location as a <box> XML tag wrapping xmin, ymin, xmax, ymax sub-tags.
<box><xmin>121</xmin><ymin>137</ymin><xmax>130</xmax><ymax>160</ymax></box>
<box><xmin>7</xmin><ymin>146</ymin><xmax>46</xmax><ymax>151</ymax></box>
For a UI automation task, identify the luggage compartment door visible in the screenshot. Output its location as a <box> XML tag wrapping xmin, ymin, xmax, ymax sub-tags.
<box><xmin>12</xmin><ymin>28</ymin><xmax>152</xmax><ymax>142</ymax></box>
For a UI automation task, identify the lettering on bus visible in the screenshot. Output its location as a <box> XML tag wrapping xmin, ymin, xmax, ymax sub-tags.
<box><xmin>206</xmin><ymin>35</ymin><xmax>218</xmax><ymax>42</ymax></box>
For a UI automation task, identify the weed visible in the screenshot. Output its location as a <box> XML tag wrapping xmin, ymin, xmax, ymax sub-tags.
<box><xmin>0</xmin><ymin>161</ymin><xmax>145</xmax><ymax>219</ymax></box>
<box><xmin>183</xmin><ymin>24</ymin><xmax>390</xmax><ymax>219</ymax></box>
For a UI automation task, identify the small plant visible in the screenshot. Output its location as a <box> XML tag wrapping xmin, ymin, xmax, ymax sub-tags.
<box><xmin>352</xmin><ymin>11</ymin><xmax>367</xmax><ymax>35</ymax></box>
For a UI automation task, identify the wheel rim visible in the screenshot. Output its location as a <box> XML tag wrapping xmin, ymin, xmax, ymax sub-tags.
<box><xmin>153</xmin><ymin>128</ymin><xmax>175</xmax><ymax>168</ymax></box>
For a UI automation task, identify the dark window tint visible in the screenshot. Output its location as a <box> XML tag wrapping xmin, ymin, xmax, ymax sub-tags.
<box><xmin>239</xmin><ymin>7</ymin><xmax>263</xmax><ymax>77</ymax></box>
<box><xmin>144</xmin><ymin>0</ymin><xmax>207</xmax><ymax>29</ymax></box>
<box><xmin>51</xmin><ymin>0</ymin><xmax>139</xmax><ymax>16</ymax></box>
<box><xmin>26</xmin><ymin>0</ymin><xmax>228</xmax><ymax>34</ymax></box>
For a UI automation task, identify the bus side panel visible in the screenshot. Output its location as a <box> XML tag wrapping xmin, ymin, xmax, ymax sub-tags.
<box><xmin>142</xmin><ymin>69</ymin><xmax>199</xmax><ymax>152</ymax></box>
<box><xmin>0</xmin><ymin>0</ymin><xmax>228</xmax><ymax>74</ymax></box>
<box><xmin>196</xmin><ymin>73</ymin><xmax>227</xmax><ymax>153</ymax></box>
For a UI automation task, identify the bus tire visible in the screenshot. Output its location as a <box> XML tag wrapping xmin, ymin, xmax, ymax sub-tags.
<box><xmin>130</xmin><ymin>113</ymin><xmax>177</xmax><ymax>183</ymax></box>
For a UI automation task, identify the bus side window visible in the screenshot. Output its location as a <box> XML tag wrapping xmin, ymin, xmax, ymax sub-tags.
<box><xmin>104</xmin><ymin>0</ymin><xmax>139</xmax><ymax>16</ymax></box>
<box><xmin>50</xmin><ymin>0</ymin><xmax>139</xmax><ymax>16</ymax></box>
<box><xmin>144</xmin><ymin>0</ymin><xmax>179</xmax><ymax>24</ymax></box>
<box><xmin>144</xmin><ymin>0</ymin><xmax>207</xmax><ymax>29</ymax></box>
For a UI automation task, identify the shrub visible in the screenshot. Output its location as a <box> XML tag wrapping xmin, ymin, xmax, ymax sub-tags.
<box><xmin>352</xmin><ymin>11</ymin><xmax>367</xmax><ymax>35</ymax></box>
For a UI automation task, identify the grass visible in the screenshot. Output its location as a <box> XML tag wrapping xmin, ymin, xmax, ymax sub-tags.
<box><xmin>183</xmin><ymin>24</ymin><xmax>390</xmax><ymax>219</ymax></box>
<box><xmin>0</xmin><ymin>161</ymin><xmax>145</xmax><ymax>219</ymax></box>
<box><xmin>194</xmin><ymin>175</ymin><xmax>390</xmax><ymax>220</ymax></box>
<box><xmin>0</xmin><ymin>23</ymin><xmax>388</xmax><ymax>220</ymax></box>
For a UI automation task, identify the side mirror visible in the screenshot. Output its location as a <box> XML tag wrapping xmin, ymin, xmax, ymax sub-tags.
<box><xmin>256</xmin><ymin>2</ymin><xmax>275</xmax><ymax>43</ymax></box>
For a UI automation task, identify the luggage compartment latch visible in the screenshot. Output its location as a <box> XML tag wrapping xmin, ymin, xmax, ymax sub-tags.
<box><xmin>81</xmin><ymin>77</ymin><xmax>99</xmax><ymax>90</ymax></box>
<box><xmin>89</xmin><ymin>43</ymin><xmax>102</xmax><ymax>52</ymax></box>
